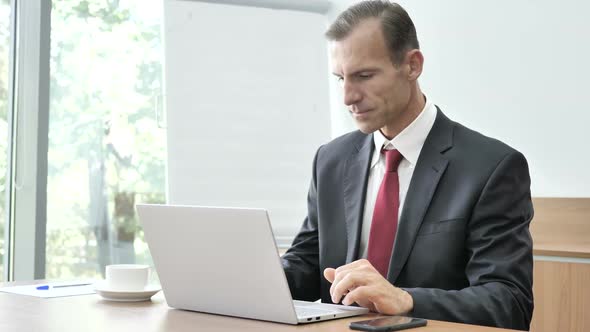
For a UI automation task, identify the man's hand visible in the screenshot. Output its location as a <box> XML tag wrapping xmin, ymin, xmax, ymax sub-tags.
<box><xmin>323</xmin><ymin>259</ymin><xmax>414</xmax><ymax>315</ymax></box>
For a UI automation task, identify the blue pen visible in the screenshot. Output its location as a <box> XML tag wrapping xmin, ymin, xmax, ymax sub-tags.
<box><xmin>36</xmin><ymin>283</ymin><xmax>92</xmax><ymax>290</ymax></box>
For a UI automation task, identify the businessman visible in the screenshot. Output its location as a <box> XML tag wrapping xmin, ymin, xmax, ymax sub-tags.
<box><xmin>281</xmin><ymin>1</ymin><xmax>534</xmax><ymax>330</ymax></box>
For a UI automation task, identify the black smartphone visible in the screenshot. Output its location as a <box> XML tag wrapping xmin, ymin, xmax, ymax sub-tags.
<box><xmin>349</xmin><ymin>316</ymin><xmax>427</xmax><ymax>331</ymax></box>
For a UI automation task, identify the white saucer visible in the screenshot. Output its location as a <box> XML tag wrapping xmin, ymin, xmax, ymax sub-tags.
<box><xmin>94</xmin><ymin>281</ymin><xmax>161</xmax><ymax>302</ymax></box>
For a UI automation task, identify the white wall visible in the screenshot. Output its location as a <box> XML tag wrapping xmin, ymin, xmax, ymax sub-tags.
<box><xmin>327</xmin><ymin>0</ymin><xmax>590</xmax><ymax>197</ymax></box>
<box><xmin>164</xmin><ymin>1</ymin><xmax>331</xmax><ymax>243</ymax></box>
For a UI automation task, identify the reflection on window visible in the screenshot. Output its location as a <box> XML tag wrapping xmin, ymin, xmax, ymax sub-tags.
<box><xmin>47</xmin><ymin>0</ymin><xmax>166</xmax><ymax>279</ymax></box>
<box><xmin>0</xmin><ymin>0</ymin><xmax>11</xmax><ymax>282</ymax></box>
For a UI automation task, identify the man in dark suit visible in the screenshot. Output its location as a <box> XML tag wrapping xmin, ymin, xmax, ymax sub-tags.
<box><xmin>281</xmin><ymin>1</ymin><xmax>534</xmax><ymax>330</ymax></box>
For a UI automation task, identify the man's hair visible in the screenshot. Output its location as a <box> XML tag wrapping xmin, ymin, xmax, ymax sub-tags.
<box><xmin>325</xmin><ymin>1</ymin><xmax>419</xmax><ymax>65</ymax></box>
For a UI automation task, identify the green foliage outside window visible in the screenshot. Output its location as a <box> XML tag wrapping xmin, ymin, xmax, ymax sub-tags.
<box><xmin>46</xmin><ymin>0</ymin><xmax>166</xmax><ymax>279</ymax></box>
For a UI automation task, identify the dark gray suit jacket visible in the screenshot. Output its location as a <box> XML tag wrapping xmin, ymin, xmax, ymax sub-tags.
<box><xmin>281</xmin><ymin>109</ymin><xmax>534</xmax><ymax>330</ymax></box>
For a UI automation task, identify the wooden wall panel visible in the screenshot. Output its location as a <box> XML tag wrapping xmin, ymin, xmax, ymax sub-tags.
<box><xmin>530</xmin><ymin>198</ymin><xmax>590</xmax><ymax>258</ymax></box>
<box><xmin>530</xmin><ymin>260</ymin><xmax>590</xmax><ymax>332</ymax></box>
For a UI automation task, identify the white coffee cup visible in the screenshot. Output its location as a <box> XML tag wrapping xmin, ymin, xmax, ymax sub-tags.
<box><xmin>105</xmin><ymin>264</ymin><xmax>150</xmax><ymax>291</ymax></box>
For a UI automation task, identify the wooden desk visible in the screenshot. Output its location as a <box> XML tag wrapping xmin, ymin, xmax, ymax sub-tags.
<box><xmin>0</xmin><ymin>282</ymin><xmax>519</xmax><ymax>332</ymax></box>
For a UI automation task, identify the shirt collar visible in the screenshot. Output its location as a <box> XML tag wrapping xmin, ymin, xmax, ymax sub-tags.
<box><xmin>371</xmin><ymin>99</ymin><xmax>437</xmax><ymax>168</ymax></box>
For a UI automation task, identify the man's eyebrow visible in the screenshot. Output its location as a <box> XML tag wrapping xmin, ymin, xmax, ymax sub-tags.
<box><xmin>332</xmin><ymin>68</ymin><xmax>381</xmax><ymax>77</ymax></box>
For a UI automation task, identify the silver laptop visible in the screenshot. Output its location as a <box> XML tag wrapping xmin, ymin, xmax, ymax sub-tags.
<box><xmin>137</xmin><ymin>204</ymin><xmax>369</xmax><ymax>324</ymax></box>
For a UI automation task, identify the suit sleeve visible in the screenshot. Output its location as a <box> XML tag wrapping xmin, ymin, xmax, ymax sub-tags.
<box><xmin>404</xmin><ymin>151</ymin><xmax>534</xmax><ymax>331</ymax></box>
<box><xmin>280</xmin><ymin>146</ymin><xmax>322</xmax><ymax>301</ymax></box>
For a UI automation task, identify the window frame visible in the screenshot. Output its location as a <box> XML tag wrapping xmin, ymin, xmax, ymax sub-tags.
<box><xmin>5</xmin><ymin>0</ymin><xmax>51</xmax><ymax>281</ymax></box>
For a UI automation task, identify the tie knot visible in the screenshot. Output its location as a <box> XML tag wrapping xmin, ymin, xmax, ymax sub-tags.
<box><xmin>382</xmin><ymin>149</ymin><xmax>403</xmax><ymax>173</ymax></box>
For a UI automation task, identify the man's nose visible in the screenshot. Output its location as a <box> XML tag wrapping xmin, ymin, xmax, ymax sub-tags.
<box><xmin>343</xmin><ymin>81</ymin><xmax>362</xmax><ymax>106</ymax></box>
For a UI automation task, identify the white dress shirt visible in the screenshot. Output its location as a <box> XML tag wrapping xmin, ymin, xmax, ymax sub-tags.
<box><xmin>358</xmin><ymin>101</ymin><xmax>437</xmax><ymax>259</ymax></box>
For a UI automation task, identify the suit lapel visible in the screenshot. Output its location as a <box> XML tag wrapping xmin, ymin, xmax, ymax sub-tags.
<box><xmin>388</xmin><ymin>109</ymin><xmax>454</xmax><ymax>282</ymax></box>
<box><xmin>343</xmin><ymin>134</ymin><xmax>374</xmax><ymax>263</ymax></box>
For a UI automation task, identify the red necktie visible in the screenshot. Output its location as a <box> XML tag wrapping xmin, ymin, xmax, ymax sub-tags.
<box><xmin>367</xmin><ymin>148</ymin><xmax>403</xmax><ymax>278</ymax></box>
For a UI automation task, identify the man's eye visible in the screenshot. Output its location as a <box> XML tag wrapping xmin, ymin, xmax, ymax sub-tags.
<box><xmin>358</xmin><ymin>73</ymin><xmax>373</xmax><ymax>79</ymax></box>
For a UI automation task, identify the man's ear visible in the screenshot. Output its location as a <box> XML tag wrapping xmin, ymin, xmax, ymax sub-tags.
<box><xmin>406</xmin><ymin>49</ymin><xmax>424</xmax><ymax>81</ymax></box>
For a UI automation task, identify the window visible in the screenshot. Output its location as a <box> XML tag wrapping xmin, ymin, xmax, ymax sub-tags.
<box><xmin>0</xmin><ymin>0</ymin><xmax>11</xmax><ymax>281</ymax></box>
<box><xmin>46</xmin><ymin>0</ymin><xmax>165</xmax><ymax>279</ymax></box>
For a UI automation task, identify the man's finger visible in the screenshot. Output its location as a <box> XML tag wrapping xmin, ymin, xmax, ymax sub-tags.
<box><xmin>342</xmin><ymin>285</ymin><xmax>372</xmax><ymax>307</ymax></box>
<box><xmin>331</xmin><ymin>272</ymin><xmax>364</xmax><ymax>304</ymax></box>
<box><xmin>352</xmin><ymin>297</ymin><xmax>376</xmax><ymax>312</ymax></box>
<box><xmin>334</xmin><ymin>259</ymin><xmax>370</xmax><ymax>275</ymax></box>
<box><xmin>323</xmin><ymin>268</ymin><xmax>336</xmax><ymax>283</ymax></box>
<box><xmin>329</xmin><ymin>260</ymin><xmax>376</xmax><ymax>302</ymax></box>
<box><xmin>329</xmin><ymin>267</ymin><xmax>354</xmax><ymax>301</ymax></box>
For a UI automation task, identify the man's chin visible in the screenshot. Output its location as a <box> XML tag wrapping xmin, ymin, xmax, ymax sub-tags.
<box><xmin>355</xmin><ymin>123</ymin><xmax>379</xmax><ymax>135</ymax></box>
